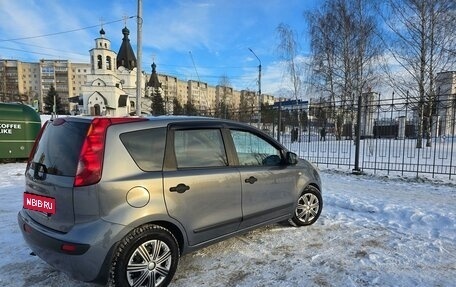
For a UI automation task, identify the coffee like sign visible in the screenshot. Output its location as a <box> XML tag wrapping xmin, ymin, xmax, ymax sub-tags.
<box><xmin>0</xmin><ymin>123</ymin><xmax>22</xmax><ymax>135</ymax></box>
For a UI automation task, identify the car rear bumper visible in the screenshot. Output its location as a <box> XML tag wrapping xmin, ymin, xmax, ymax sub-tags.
<box><xmin>18</xmin><ymin>209</ymin><xmax>123</xmax><ymax>283</ymax></box>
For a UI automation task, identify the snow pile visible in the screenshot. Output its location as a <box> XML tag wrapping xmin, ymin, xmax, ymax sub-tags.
<box><xmin>0</xmin><ymin>163</ymin><xmax>454</xmax><ymax>287</ymax></box>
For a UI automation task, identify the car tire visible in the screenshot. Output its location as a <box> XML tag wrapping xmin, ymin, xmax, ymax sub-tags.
<box><xmin>109</xmin><ymin>224</ymin><xmax>180</xmax><ymax>287</ymax></box>
<box><xmin>289</xmin><ymin>185</ymin><xmax>322</xmax><ymax>226</ymax></box>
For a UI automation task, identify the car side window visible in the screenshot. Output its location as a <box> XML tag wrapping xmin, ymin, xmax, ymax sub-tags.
<box><xmin>174</xmin><ymin>129</ymin><xmax>228</xmax><ymax>168</ymax></box>
<box><xmin>120</xmin><ymin>127</ymin><xmax>167</xmax><ymax>171</ymax></box>
<box><xmin>230</xmin><ymin>130</ymin><xmax>282</xmax><ymax>166</ymax></box>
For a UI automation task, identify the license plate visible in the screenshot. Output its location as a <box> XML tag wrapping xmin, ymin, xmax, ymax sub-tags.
<box><xmin>23</xmin><ymin>192</ymin><xmax>56</xmax><ymax>215</ymax></box>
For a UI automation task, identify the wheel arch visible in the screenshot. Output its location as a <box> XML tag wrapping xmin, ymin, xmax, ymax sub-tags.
<box><xmin>150</xmin><ymin>220</ymin><xmax>186</xmax><ymax>255</ymax></box>
<box><xmin>94</xmin><ymin>219</ymin><xmax>187</xmax><ymax>284</ymax></box>
<box><xmin>306</xmin><ymin>182</ymin><xmax>322</xmax><ymax>194</ymax></box>
<box><xmin>122</xmin><ymin>219</ymin><xmax>187</xmax><ymax>255</ymax></box>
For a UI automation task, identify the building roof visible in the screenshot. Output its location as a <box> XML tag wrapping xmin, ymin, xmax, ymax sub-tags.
<box><xmin>273</xmin><ymin>99</ymin><xmax>308</xmax><ymax>108</ymax></box>
<box><xmin>147</xmin><ymin>62</ymin><xmax>161</xmax><ymax>89</ymax></box>
<box><xmin>116</xmin><ymin>27</ymin><xmax>137</xmax><ymax>70</ymax></box>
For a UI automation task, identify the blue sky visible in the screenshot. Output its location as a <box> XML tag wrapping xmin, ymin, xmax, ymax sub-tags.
<box><xmin>0</xmin><ymin>0</ymin><xmax>320</xmax><ymax>97</ymax></box>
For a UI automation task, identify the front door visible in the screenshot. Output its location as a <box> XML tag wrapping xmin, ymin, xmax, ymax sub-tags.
<box><xmin>229</xmin><ymin>129</ymin><xmax>297</xmax><ymax>228</ymax></box>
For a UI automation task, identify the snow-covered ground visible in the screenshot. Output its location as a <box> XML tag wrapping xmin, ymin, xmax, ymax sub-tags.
<box><xmin>0</xmin><ymin>162</ymin><xmax>455</xmax><ymax>287</ymax></box>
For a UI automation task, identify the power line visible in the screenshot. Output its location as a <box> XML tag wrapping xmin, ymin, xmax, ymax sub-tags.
<box><xmin>0</xmin><ymin>46</ymin><xmax>61</xmax><ymax>57</ymax></box>
<box><xmin>0</xmin><ymin>42</ymin><xmax>88</xmax><ymax>57</ymax></box>
<box><xmin>189</xmin><ymin>51</ymin><xmax>201</xmax><ymax>82</ymax></box>
<box><xmin>159</xmin><ymin>62</ymin><xmax>255</xmax><ymax>70</ymax></box>
<box><xmin>0</xmin><ymin>16</ymin><xmax>136</xmax><ymax>42</ymax></box>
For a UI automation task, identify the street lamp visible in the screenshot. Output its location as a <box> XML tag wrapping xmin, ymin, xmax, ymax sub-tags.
<box><xmin>248</xmin><ymin>48</ymin><xmax>261</xmax><ymax>96</ymax></box>
<box><xmin>248</xmin><ymin>48</ymin><xmax>262</xmax><ymax>127</ymax></box>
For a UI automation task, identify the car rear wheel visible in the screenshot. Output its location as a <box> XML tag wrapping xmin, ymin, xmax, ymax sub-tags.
<box><xmin>109</xmin><ymin>224</ymin><xmax>179</xmax><ymax>287</ymax></box>
<box><xmin>289</xmin><ymin>186</ymin><xmax>322</xmax><ymax>226</ymax></box>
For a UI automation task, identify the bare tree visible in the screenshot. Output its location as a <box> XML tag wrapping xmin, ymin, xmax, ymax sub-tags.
<box><xmin>276</xmin><ymin>23</ymin><xmax>303</xmax><ymax>102</ymax></box>
<box><xmin>276</xmin><ymin>23</ymin><xmax>306</xmax><ymax>138</ymax></box>
<box><xmin>379</xmin><ymin>0</ymin><xmax>456</xmax><ymax>147</ymax></box>
<box><xmin>239</xmin><ymin>90</ymin><xmax>256</xmax><ymax>123</ymax></box>
<box><xmin>306</xmin><ymin>0</ymin><xmax>381</xmax><ymax>139</ymax></box>
<box><xmin>217</xmin><ymin>74</ymin><xmax>232</xmax><ymax>119</ymax></box>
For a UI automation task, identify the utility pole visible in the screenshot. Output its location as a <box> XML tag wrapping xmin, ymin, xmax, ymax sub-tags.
<box><xmin>189</xmin><ymin>51</ymin><xmax>201</xmax><ymax>112</ymax></box>
<box><xmin>248</xmin><ymin>48</ymin><xmax>262</xmax><ymax>127</ymax></box>
<box><xmin>136</xmin><ymin>0</ymin><xmax>143</xmax><ymax>116</ymax></box>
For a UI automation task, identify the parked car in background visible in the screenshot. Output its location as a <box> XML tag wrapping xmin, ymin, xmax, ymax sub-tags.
<box><xmin>18</xmin><ymin>116</ymin><xmax>322</xmax><ymax>287</ymax></box>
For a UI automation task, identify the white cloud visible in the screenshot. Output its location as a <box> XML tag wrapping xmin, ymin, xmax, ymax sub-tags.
<box><xmin>140</xmin><ymin>2</ymin><xmax>213</xmax><ymax>52</ymax></box>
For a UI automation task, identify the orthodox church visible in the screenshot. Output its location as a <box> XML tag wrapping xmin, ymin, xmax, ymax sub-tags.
<box><xmin>79</xmin><ymin>27</ymin><xmax>152</xmax><ymax>116</ymax></box>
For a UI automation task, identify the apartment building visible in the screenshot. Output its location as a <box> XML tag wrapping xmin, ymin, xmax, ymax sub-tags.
<box><xmin>0</xmin><ymin>59</ymin><xmax>91</xmax><ymax>112</ymax></box>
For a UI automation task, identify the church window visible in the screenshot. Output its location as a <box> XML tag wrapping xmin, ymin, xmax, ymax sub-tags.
<box><xmin>97</xmin><ymin>55</ymin><xmax>102</xmax><ymax>69</ymax></box>
<box><xmin>106</xmin><ymin>56</ymin><xmax>112</xmax><ymax>70</ymax></box>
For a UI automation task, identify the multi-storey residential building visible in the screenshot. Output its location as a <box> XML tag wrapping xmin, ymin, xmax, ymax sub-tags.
<box><xmin>1</xmin><ymin>60</ymin><xmax>21</xmax><ymax>102</ymax></box>
<box><xmin>240</xmin><ymin>90</ymin><xmax>257</xmax><ymax>109</ymax></box>
<box><xmin>0</xmin><ymin>59</ymin><xmax>91</xmax><ymax>113</ymax></box>
<box><xmin>40</xmin><ymin>60</ymin><xmax>65</xmax><ymax>111</ymax></box>
<box><xmin>18</xmin><ymin>62</ymin><xmax>40</xmax><ymax>105</ymax></box>
<box><xmin>71</xmin><ymin>63</ymin><xmax>91</xmax><ymax>103</ymax></box>
<box><xmin>261</xmin><ymin>94</ymin><xmax>275</xmax><ymax>106</ymax></box>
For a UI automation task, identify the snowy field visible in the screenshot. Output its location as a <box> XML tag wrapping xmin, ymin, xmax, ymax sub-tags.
<box><xmin>0</xmin><ymin>162</ymin><xmax>455</xmax><ymax>287</ymax></box>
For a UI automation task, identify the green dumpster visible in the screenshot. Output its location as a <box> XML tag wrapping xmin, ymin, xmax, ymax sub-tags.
<box><xmin>0</xmin><ymin>103</ymin><xmax>41</xmax><ymax>159</ymax></box>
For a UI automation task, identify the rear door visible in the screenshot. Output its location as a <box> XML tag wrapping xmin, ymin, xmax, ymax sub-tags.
<box><xmin>163</xmin><ymin>125</ymin><xmax>242</xmax><ymax>246</ymax></box>
<box><xmin>24</xmin><ymin>118</ymin><xmax>90</xmax><ymax>233</ymax></box>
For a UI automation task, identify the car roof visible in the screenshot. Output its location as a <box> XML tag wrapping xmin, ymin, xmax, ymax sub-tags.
<box><xmin>46</xmin><ymin>115</ymin><xmax>287</xmax><ymax>151</ymax></box>
<box><xmin>50</xmin><ymin>115</ymin><xmax>255</xmax><ymax>129</ymax></box>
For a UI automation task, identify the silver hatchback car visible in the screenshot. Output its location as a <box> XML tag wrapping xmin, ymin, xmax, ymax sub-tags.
<box><xmin>18</xmin><ymin>116</ymin><xmax>322</xmax><ymax>287</ymax></box>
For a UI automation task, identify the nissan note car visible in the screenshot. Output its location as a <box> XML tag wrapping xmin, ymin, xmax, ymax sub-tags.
<box><xmin>18</xmin><ymin>116</ymin><xmax>323</xmax><ymax>287</ymax></box>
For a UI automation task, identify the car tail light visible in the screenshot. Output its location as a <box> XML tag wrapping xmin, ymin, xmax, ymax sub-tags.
<box><xmin>74</xmin><ymin>117</ymin><xmax>146</xmax><ymax>187</ymax></box>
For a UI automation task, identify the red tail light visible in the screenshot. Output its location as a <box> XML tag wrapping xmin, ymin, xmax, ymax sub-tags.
<box><xmin>74</xmin><ymin>117</ymin><xmax>146</xmax><ymax>187</ymax></box>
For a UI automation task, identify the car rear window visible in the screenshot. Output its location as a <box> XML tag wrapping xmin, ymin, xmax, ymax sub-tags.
<box><xmin>120</xmin><ymin>127</ymin><xmax>166</xmax><ymax>171</ymax></box>
<box><xmin>29</xmin><ymin>119</ymin><xmax>90</xmax><ymax>176</ymax></box>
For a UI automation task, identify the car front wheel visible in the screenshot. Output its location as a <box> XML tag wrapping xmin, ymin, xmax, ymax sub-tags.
<box><xmin>289</xmin><ymin>185</ymin><xmax>322</xmax><ymax>226</ymax></box>
<box><xmin>109</xmin><ymin>224</ymin><xmax>179</xmax><ymax>287</ymax></box>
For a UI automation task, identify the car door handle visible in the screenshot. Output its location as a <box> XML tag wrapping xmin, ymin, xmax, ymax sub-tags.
<box><xmin>244</xmin><ymin>176</ymin><xmax>257</xmax><ymax>184</ymax></box>
<box><xmin>169</xmin><ymin>184</ymin><xmax>190</xmax><ymax>193</ymax></box>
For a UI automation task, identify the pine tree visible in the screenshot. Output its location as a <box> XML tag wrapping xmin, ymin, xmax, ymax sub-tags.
<box><xmin>151</xmin><ymin>91</ymin><xmax>165</xmax><ymax>116</ymax></box>
<box><xmin>43</xmin><ymin>85</ymin><xmax>65</xmax><ymax>114</ymax></box>
<box><xmin>184</xmin><ymin>100</ymin><xmax>197</xmax><ymax>116</ymax></box>
<box><xmin>172</xmin><ymin>98</ymin><xmax>184</xmax><ymax>115</ymax></box>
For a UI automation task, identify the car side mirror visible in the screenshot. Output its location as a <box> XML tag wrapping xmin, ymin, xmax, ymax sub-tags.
<box><xmin>286</xmin><ymin>152</ymin><xmax>298</xmax><ymax>165</ymax></box>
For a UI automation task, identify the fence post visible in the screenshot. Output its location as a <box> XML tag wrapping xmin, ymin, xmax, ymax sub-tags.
<box><xmin>277</xmin><ymin>99</ymin><xmax>281</xmax><ymax>142</ymax></box>
<box><xmin>353</xmin><ymin>93</ymin><xmax>362</xmax><ymax>174</ymax></box>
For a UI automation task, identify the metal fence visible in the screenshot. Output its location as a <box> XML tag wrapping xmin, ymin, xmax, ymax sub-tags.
<box><xmin>278</xmin><ymin>94</ymin><xmax>456</xmax><ymax>180</ymax></box>
<box><xmin>198</xmin><ymin>93</ymin><xmax>456</xmax><ymax>180</ymax></box>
